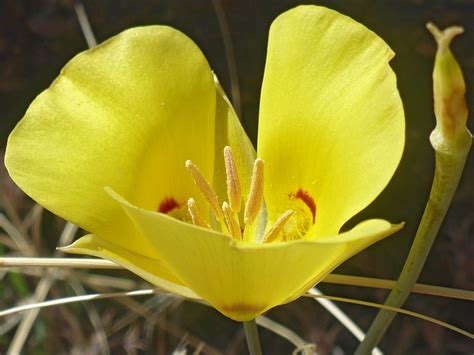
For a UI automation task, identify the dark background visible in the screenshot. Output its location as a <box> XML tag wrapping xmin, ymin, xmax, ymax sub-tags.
<box><xmin>0</xmin><ymin>0</ymin><xmax>473</xmax><ymax>354</ymax></box>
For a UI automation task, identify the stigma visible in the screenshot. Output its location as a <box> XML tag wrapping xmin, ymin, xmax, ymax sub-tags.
<box><xmin>184</xmin><ymin>146</ymin><xmax>309</xmax><ymax>243</ymax></box>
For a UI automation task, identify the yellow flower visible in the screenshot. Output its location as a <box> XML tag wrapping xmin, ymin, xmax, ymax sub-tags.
<box><xmin>5</xmin><ymin>6</ymin><xmax>404</xmax><ymax>321</ymax></box>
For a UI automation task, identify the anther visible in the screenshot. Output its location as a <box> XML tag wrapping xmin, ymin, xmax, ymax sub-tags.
<box><xmin>185</xmin><ymin>160</ymin><xmax>224</xmax><ymax>222</ymax></box>
<box><xmin>187</xmin><ymin>198</ymin><xmax>209</xmax><ymax>228</ymax></box>
<box><xmin>224</xmin><ymin>146</ymin><xmax>242</xmax><ymax>213</ymax></box>
<box><xmin>244</xmin><ymin>158</ymin><xmax>264</xmax><ymax>225</ymax></box>
<box><xmin>263</xmin><ymin>210</ymin><xmax>294</xmax><ymax>243</ymax></box>
<box><xmin>222</xmin><ymin>202</ymin><xmax>242</xmax><ymax>240</ymax></box>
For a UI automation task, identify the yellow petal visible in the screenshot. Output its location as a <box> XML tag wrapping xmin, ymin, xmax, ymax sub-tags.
<box><xmin>5</xmin><ymin>26</ymin><xmax>216</xmax><ymax>255</ymax></box>
<box><xmin>62</xmin><ymin>234</ymin><xmax>198</xmax><ymax>299</ymax></box>
<box><xmin>282</xmin><ymin>220</ymin><xmax>404</xmax><ymax>303</ymax></box>
<box><xmin>109</xmin><ymin>188</ymin><xmax>401</xmax><ymax>321</ymax></box>
<box><xmin>212</xmin><ymin>76</ymin><xmax>256</xmax><ymax>220</ymax></box>
<box><xmin>258</xmin><ymin>6</ymin><xmax>405</xmax><ymax>236</ymax></box>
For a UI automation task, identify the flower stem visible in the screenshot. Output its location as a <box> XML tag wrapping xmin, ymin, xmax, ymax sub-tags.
<box><xmin>243</xmin><ymin>320</ymin><xmax>263</xmax><ymax>355</ymax></box>
<box><xmin>356</xmin><ymin>134</ymin><xmax>471</xmax><ymax>354</ymax></box>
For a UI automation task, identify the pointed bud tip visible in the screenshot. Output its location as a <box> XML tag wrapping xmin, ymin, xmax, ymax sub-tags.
<box><xmin>426</xmin><ymin>22</ymin><xmax>464</xmax><ymax>52</ymax></box>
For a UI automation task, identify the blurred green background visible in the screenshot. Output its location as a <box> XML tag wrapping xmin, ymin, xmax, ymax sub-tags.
<box><xmin>0</xmin><ymin>0</ymin><xmax>472</xmax><ymax>354</ymax></box>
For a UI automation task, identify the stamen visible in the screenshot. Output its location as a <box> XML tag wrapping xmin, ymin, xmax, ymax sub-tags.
<box><xmin>187</xmin><ymin>198</ymin><xmax>209</xmax><ymax>228</ymax></box>
<box><xmin>185</xmin><ymin>160</ymin><xmax>224</xmax><ymax>222</ymax></box>
<box><xmin>263</xmin><ymin>210</ymin><xmax>294</xmax><ymax>243</ymax></box>
<box><xmin>244</xmin><ymin>158</ymin><xmax>264</xmax><ymax>225</ymax></box>
<box><xmin>223</xmin><ymin>146</ymin><xmax>242</xmax><ymax>213</ymax></box>
<box><xmin>222</xmin><ymin>202</ymin><xmax>242</xmax><ymax>240</ymax></box>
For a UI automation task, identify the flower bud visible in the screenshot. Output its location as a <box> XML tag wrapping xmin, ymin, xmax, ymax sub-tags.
<box><xmin>427</xmin><ymin>23</ymin><xmax>471</xmax><ymax>152</ymax></box>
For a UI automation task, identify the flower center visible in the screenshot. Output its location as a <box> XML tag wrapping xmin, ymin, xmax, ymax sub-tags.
<box><xmin>179</xmin><ymin>146</ymin><xmax>316</xmax><ymax>243</ymax></box>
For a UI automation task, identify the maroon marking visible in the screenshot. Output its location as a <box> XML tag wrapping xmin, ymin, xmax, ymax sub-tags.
<box><xmin>289</xmin><ymin>188</ymin><xmax>317</xmax><ymax>224</ymax></box>
<box><xmin>158</xmin><ymin>197</ymin><xmax>181</xmax><ymax>214</ymax></box>
<box><xmin>220</xmin><ymin>303</ymin><xmax>266</xmax><ymax>320</ymax></box>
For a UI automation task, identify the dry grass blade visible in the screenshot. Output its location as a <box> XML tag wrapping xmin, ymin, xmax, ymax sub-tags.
<box><xmin>304</xmin><ymin>291</ymin><xmax>473</xmax><ymax>339</ymax></box>
<box><xmin>211</xmin><ymin>0</ymin><xmax>241</xmax><ymax>116</ymax></box>
<box><xmin>69</xmin><ymin>276</ymin><xmax>110</xmax><ymax>355</ymax></box>
<box><xmin>324</xmin><ymin>274</ymin><xmax>474</xmax><ymax>301</ymax></box>
<box><xmin>8</xmin><ymin>276</ymin><xmax>56</xmax><ymax>353</ymax></box>
<box><xmin>0</xmin><ymin>213</ymin><xmax>35</xmax><ymax>255</ymax></box>
<box><xmin>8</xmin><ymin>223</ymin><xmax>78</xmax><ymax>354</ymax></box>
<box><xmin>0</xmin><ymin>190</ymin><xmax>28</xmax><ymax>237</ymax></box>
<box><xmin>74</xmin><ymin>272</ymin><xmax>138</xmax><ymax>290</ymax></box>
<box><xmin>0</xmin><ymin>313</ymin><xmax>22</xmax><ymax>335</ymax></box>
<box><xmin>1</xmin><ymin>265</ymin><xmax>137</xmax><ymax>293</ymax></box>
<box><xmin>157</xmin><ymin>319</ymin><xmax>222</xmax><ymax>355</ymax></box>
<box><xmin>2</xmin><ymin>287</ymin><xmax>472</xmax><ymax>340</ymax></box>
<box><xmin>256</xmin><ymin>316</ymin><xmax>315</xmax><ymax>354</ymax></box>
<box><xmin>108</xmin><ymin>294</ymin><xmax>177</xmax><ymax>335</ymax></box>
<box><xmin>0</xmin><ymin>233</ymin><xmax>19</xmax><ymax>250</ymax></box>
<box><xmin>74</xmin><ymin>1</ymin><xmax>97</xmax><ymax>48</ymax></box>
<box><xmin>310</xmin><ymin>288</ymin><xmax>382</xmax><ymax>355</ymax></box>
<box><xmin>2</xmin><ymin>258</ymin><xmax>472</xmax><ymax>301</ymax></box>
<box><xmin>20</xmin><ymin>203</ymin><xmax>43</xmax><ymax>231</ymax></box>
<box><xmin>0</xmin><ymin>289</ymin><xmax>162</xmax><ymax>317</ymax></box>
<box><xmin>0</xmin><ymin>257</ymin><xmax>120</xmax><ymax>269</ymax></box>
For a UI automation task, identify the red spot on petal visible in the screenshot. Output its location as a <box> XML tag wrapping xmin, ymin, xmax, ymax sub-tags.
<box><xmin>289</xmin><ymin>188</ymin><xmax>316</xmax><ymax>224</ymax></box>
<box><xmin>158</xmin><ymin>197</ymin><xmax>181</xmax><ymax>214</ymax></box>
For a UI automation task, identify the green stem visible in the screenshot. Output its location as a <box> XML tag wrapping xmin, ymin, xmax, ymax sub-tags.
<box><xmin>355</xmin><ymin>134</ymin><xmax>471</xmax><ymax>355</ymax></box>
<box><xmin>243</xmin><ymin>320</ymin><xmax>263</xmax><ymax>355</ymax></box>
